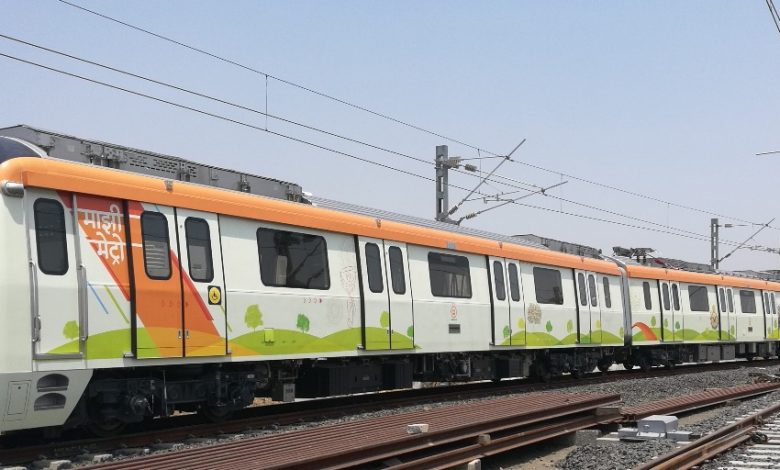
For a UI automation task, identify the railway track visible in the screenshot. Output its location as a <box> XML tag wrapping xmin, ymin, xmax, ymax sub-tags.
<box><xmin>634</xmin><ymin>401</ymin><xmax>780</xmax><ymax>470</ymax></box>
<box><xmin>1</xmin><ymin>359</ymin><xmax>778</xmax><ymax>468</ymax></box>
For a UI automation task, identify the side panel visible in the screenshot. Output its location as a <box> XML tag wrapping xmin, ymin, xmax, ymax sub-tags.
<box><xmin>680</xmin><ymin>283</ymin><xmax>718</xmax><ymax>342</ymax></box>
<box><xmin>220</xmin><ymin>217</ymin><xmax>359</xmax><ymax>358</ymax></box>
<box><xmin>519</xmin><ymin>263</ymin><xmax>577</xmax><ymax>347</ymax></box>
<box><xmin>599</xmin><ymin>274</ymin><xmax>624</xmax><ymax>345</ymax></box>
<box><xmin>71</xmin><ymin>194</ymin><xmax>133</xmax><ymax>360</ymax></box>
<box><xmin>489</xmin><ymin>256</ymin><xmax>510</xmax><ymax>346</ymax></box>
<box><xmin>175</xmin><ymin>209</ymin><xmax>227</xmax><ymax>357</ymax></box>
<box><xmin>128</xmin><ymin>204</ymin><xmax>183</xmax><ymax>358</ymax></box>
<box><xmin>385</xmin><ymin>242</ymin><xmax>414</xmax><ymax>350</ymax></box>
<box><xmin>574</xmin><ymin>270</ymin><xmax>591</xmax><ymax>344</ymax></box>
<box><xmin>25</xmin><ymin>189</ymin><xmax>81</xmax><ymax>358</ymax></box>
<box><xmin>358</xmin><ymin>236</ymin><xmax>390</xmax><ymax>350</ymax></box>
<box><xmin>628</xmin><ymin>278</ymin><xmax>661</xmax><ymax>344</ymax></box>
<box><xmin>507</xmin><ymin>261</ymin><xmax>526</xmax><ymax>346</ymax></box>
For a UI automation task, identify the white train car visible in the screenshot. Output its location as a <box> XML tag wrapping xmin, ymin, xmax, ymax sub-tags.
<box><xmin>0</xmin><ymin>127</ymin><xmax>778</xmax><ymax>436</ymax></box>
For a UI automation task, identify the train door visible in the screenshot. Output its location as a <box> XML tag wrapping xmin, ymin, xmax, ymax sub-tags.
<box><xmin>128</xmin><ymin>203</ymin><xmax>183</xmax><ymax>358</ymax></box>
<box><xmin>762</xmin><ymin>291</ymin><xmax>776</xmax><ymax>338</ymax></box>
<box><xmin>489</xmin><ymin>257</ymin><xmax>510</xmax><ymax>345</ymax></box>
<box><xmin>175</xmin><ymin>209</ymin><xmax>227</xmax><ymax>357</ymax></box>
<box><xmin>507</xmin><ymin>261</ymin><xmax>526</xmax><ymax>346</ymax></box>
<box><xmin>358</xmin><ymin>236</ymin><xmax>390</xmax><ymax>350</ymax></box>
<box><xmin>660</xmin><ymin>281</ymin><xmax>681</xmax><ymax>341</ymax></box>
<box><xmin>26</xmin><ymin>189</ymin><xmax>82</xmax><ymax>358</ymax></box>
<box><xmin>575</xmin><ymin>270</ymin><xmax>601</xmax><ymax>344</ymax></box>
<box><xmin>385</xmin><ymin>242</ymin><xmax>414</xmax><ymax>349</ymax></box>
<box><xmin>717</xmin><ymin>286</ymin><xmax>737</xmax><ymax>340</ymax></box>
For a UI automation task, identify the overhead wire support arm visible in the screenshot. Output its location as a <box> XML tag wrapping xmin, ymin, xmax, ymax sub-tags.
<box><xmin>448</xmin><ymin>139</ymin><xmax>525</xmax><ymax>217</ymax></box>
<box><xmin>456</xmin><ymin>180</ymin><xmax>568</xmax><ymax>225</ymax></box>
<box><xmin>718</xmin><ymin>218</ymin><xmax>776</xmax><ymax>264</ymax></box>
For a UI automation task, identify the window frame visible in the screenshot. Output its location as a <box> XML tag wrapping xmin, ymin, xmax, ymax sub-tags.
<box><xmin>33</xmin><ymin>198</ymin><xmax>69</xmax><ymax>276</ymax></box>
<box><xmin>577</xmin><ymin>272</ymin><xmax>587</xmax><ymax>306</ymax></box>
<box><xmin>662</xmin><ymin>283</ymin><xmax>671</xmax><ymax>311</ymax></box>
<box><xmin>642</xmin><ymin>282</ymin><xmax>652</xmax><ymax>310</ymax></box>
<box><xmin>493</xmin><ymin>261</ymin><xmax>506</xmax><ymax>301</ymax></box>
<box><xmin>428</xmin><ymin>252</ymin><xmax>472</xmax><ymax>299</ymax></box>
<box><xmin>256</xmin><ymin>227</ymin><xmax>331</xmax><ymax>290</ymax></box>
<box><xmin>688</xmin><ymin>284</ymin><xmax>710</xmax><ymax>312</ymax></box>
<box><xmin>739</xmin><ymin>289</ymin><xmax>757</xmax><ymax>314</ymax></box>
<box><xmin>365</xmin><ymin>242</ymin><xmax>384</xmax><ymax>293</ymax></box>
<box><xmin>508</xmin><ymin>263</ymin><xmax>521</xmax><ymax>302</ymax></box>
<box><xmin>141</xmin><ymin>211</ymin><xmax>172</xmax><ymax>280</ymax></box>
<box><xmin>388</xmin><ymin>246</ymin><xmax>406</xmax><ymax>295</ymax></box>
<box><xmin>533</xmin><ymin>267</ymin><xmax>564</xmax><ymax>305</ymax></box>
<box><xmin>602</xmin><ymin>276</ymin><xmax>612</xmax><ymax>309</ymax></box>
<box><xmin>184</xmin><ymin>217</ymin><xmax>214</xmax><ymax>283</ymax></box>
<box><xmin>588</xmin><ymin>274</ymin><xmax>598</xmax><ymax>307</ymax></box>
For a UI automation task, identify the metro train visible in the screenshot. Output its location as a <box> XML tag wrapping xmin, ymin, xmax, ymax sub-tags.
<box><xmin>0</xmin><ymin>126</ymin><xmax>778</xmax><ymax>436</ymax></box>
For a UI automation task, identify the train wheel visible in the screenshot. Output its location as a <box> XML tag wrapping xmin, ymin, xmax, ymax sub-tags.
<box><xmin>638</xmin><ymin>357</ymin><xmax>652</xmax><ymax>372</ymax></box>
<box><xmin>622</xmin><ymin>360</ymin><xmax>634</xmax><ymax>370</ymax></box>
<box><xmin>87</xmin><ymin>416</ymin><xmax>126</xmax><ymax>437</ymax></box>
<box><xmin>200</xmin><ymin>405</ymin><xmax>233</xmax><ymax>423</ymax></box>
<box><xmin>597</xmin><ymin>359</ymin><xmax>613</xmax><ymax>373</ymax></box>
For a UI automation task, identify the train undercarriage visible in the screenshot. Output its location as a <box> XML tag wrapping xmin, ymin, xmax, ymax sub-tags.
<box><xmin>57</xmin><ymin>340</ymin><xmax>779</xmax><ymax>436</ymax></box>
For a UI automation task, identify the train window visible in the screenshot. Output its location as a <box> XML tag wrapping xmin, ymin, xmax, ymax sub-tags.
<box><xmin>34</xmin><ymin>199</ymin><xmax>69</xmax><ymax>275</ymax></box>
<box><xmin>727</xmin><ymin>289</ymin><xmax>734</xmax><ymax>313</ymax></box>
<box><xmin>577</xmin><ymin>273</ymin><xmax>587</xmax><ymax>306</ymax></box>
<box><xmin>764</xmin><ymin>293</ymin><xmax>771</xmax><ymax>315</ymax></box>
<box><xmin>772</xmin><ymin>293</ymin><xmax>777</xmax><ymax>315</ymax></box>
<box><xmin>508</xmin><ymin>264</ymin><xmax>521</xmax><ymax>302</ymax></box>
<box><xmin>257</xmin><ymin>228</ymin><xmax>330</xmax><ymax>289</ymax></box>
<box><xmin>588</xmin><ymin>274</ymin><xmax>598</xmax><ymax>307</ymax></box>
<box><xmin>365</xmin><ymin>243</ymin><xmax>384</xmax><ymax>293</ymax></box>
<box><xmin>185</xmin><ymin>218</ymin><xmax>213</xmax><ymax>283</ymax></box>
<box><xmin>739</xmin><ymin>290</ymin><xmax>757</xmax><ymax>314</ymax></box>
<box><xmin>533</xmin><ymin>267</ymin><xmax>564</xmax><ymax>305</ymax></box>
<box><xmin>662</xmin><ymin>283</ymin><xmax>671</xmax><ymax>311</ymax></box>
<box><xmin>428</xmin><ymin>252</ymin><xmax>472</xmax><ymax>298</ymax></box>
<box><xmin>672</xmin><ymin>284</ymin><xmax>680</xmax><ymax>311</ymax></box>
<box><xmin>603</xmin><ymin>277</ymin><xmax>612</xmax><ymax>309</ymax></box>
<box><xmin>388</xmin><ymin>246</ymin><xmax>406</xmax><ymax>295</ymax></box>
<box><xmin>642</xmin><ymin>282</ymin><xmax>652</xmax><ymax>310</ymax></box>
<box><xmin>688</xmin><ymin>285</ymin><xmax>709</xmax><ymax>312</ymax></box>
<box><xmin>141</xmin><ymin>211</ymin><xmax>171</xmax><ymax>280</ymax></box>
<box><xmin>719</xmin><ymin>288</ymin><xmax>726</xmax><ymax>313</ymax></box>
<box><xmin>493</xmin><ymin>261</ymin><xmax>506</xmax><ymax>301</ymax></box>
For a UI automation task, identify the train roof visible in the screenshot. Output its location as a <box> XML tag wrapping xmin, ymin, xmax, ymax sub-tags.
<box><xmin>0</xmin><ymin>155</ymin><xmax>622</xmax><ymax>275</ymax></box>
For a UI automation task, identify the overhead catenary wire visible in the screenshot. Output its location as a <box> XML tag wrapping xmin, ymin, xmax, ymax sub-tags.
<box><xmin>55</xmin><ymin>0</ymin><xmax>777</xmax><ymax>232</ymax></box>
<box><xmin>0</xmin><ymin>50</ymin><xmax>770</xmax><ymax>254</ymax></box>
<box><xmin>767</xmin><ymin>0</ymin><xmax>780</xmax><ymax>34</ymax></box>
<box><xmin>0</xmin><ymin>33</ymin><xmax>758</xmax><ymax>249</ymax></box>
<box><xmin>0</xmin><ymin>32</ymin><xmax>541</xmax><ymax>194</ymax></box>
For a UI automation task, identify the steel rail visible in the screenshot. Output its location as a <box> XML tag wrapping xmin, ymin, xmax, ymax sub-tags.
<box><xmin>634</xmin><ymin>401</ymin><xmax>780</xmax><ymax>470</ymax></box>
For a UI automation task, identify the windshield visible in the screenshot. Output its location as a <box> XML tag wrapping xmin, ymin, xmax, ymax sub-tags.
<box><xmin>0</xmin><ymin>136</ymin><xmax>43</xmax><ymax>163</ymax></box>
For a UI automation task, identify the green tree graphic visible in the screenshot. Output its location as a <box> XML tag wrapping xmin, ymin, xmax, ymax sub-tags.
<box><xmin>650</xmin><ymin>316</ymin><xmax>657</xmax><ymax>327</ymax></box>
<box><xmin>406</xmin><ymin>325</ymin><xmax>414</xmax><ymax>338</ymax></box>
<box><xmin>379</xmin><ymin>311</ymin><xmax>390</xmax><ymax>329</ymax></box>
<box><xmin>244</xmin><ymin>305</ymin><xmax>263</xmax><ymax>331</ymax></box>
<box><xmin>566</xmin><ymin>319</ymin><xmax>573</xmax><ymax>333</ymax></box>
<box><xmin>503</xmin><ymin>325</ymin><xmax>511</xmax><ymax>338</ymax></box>
<box><xmin>594</xmin><ymin>319</ymin><xmax>602</xmax><ymax>330</ymax></box>
<box><xmin>675</xmin><ymin>321</ymin><xmax>681</xmax><ymax>330</ymax></box>
<box><xmin>63</xmin><ymin>321</ymin><xmax>79</xmax><ymax>340</ymax></box>
<box><xmin>296</xmin><ymin>314</ymin><xmax>310</xmax><ymax>333</ymax></box>
<box><xmin>517</xmin><ymin>318</ymin><xmax>526</xmax><ymax>330</ymax></box>
<box><xmin>545</xmin><ymin>320</ymin><xmax>553</xmax><ymax>333</ymax></box>
<box><xmin>663</xmin><ymin>318</ymin><xmax>669</xmax><ymax>328</ymax></box>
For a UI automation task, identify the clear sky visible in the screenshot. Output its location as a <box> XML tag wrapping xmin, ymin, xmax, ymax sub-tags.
<box><xmin>2</xmin><ymin>1</ymin><xmax>780</xmax><ymax>270</ymax></box>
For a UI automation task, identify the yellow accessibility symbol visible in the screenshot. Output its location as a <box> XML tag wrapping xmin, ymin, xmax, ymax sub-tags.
<box><xmin>208</xmin><ymin>285</ymin><xmax>221</xmax><ymax>305</ymax></box>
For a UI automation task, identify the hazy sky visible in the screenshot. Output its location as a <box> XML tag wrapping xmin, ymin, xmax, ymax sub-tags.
<box><xmin>2</xmin><ymin>1</ymin><xmax>780</xmax><ymax>270</ymax></box>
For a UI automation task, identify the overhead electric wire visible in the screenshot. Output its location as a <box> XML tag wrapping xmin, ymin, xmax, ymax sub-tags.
<box><xmin>1</xmin><ymin>32</ymin><xmax>754</xmax><ymax>248</ymax></box>
<box><xmin>56</xmin><ymin>0</ymin><xmax>776</xmax><ymax>233</ymax></box>
<box><xmin>0</xmin><ymin>32</ymin><xmax>540</xmax><ymax>194</ymax></box>
<box><xmin>3</xmin><ymin>49</ymin><xmax>771</xmax><ymax>253</ymax></box>
<box><xmin>767</xmin><ymin>0</ymin><xmax>780</xmax><ymax>34</ymax></box>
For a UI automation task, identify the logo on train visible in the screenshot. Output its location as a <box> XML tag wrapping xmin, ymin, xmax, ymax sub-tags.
<box><xmin>450</xmin><ymin>304</ymin><xmax>458</xmax><ymax>321</ymax></box>
<box><xmin>208</xmin><ymin>285</ymin><xmax>222</xmax><ymax>305</ymax></box>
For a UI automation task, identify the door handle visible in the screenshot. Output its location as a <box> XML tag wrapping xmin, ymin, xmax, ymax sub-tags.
<box><xmin>177</xmin><ymin>330</ymin><xmax>182</xmax><ymax>339</ymax></box>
